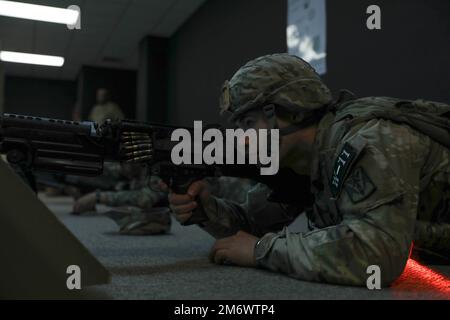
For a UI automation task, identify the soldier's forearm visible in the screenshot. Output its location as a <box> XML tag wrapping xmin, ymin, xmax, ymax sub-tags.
<box><xmin>198</xmin><ymin>196</ymin><xmax>252</xmax><ymax>239</ymax></box>
<box><xmin>254</xmin><ymin>203</ymin><xmax>415</xmax><ymax>287</ymax></box>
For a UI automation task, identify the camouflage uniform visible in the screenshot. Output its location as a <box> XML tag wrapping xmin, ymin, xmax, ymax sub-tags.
<box><xmin>206</xmin><ymin>177</ymin><xmax>257</xmax><ymax>204</ymax></box>
<box><xmin>101</xmin><ymin>169</ymin><xmax>170</xmax><ymax>235</ymax></box>
<box><xmin>197</xmin><ymin>54</ymin><xmax>450</xmax><ymax>286</ymax></box>
<box><xmin>101</xmin><ymin>173</ymin><xmax>162</xmax><ymax>208</ymax></box>
<box><xmin>88</xmin><ymin>101</ymin><xmax>125</xmax><ymax>123</ymax></box>
<box><xmin>102</xmin><ymin>186</ymin><xmax>165</xmax><ymax>208</ymax></box>
<box><xmin>105</xmin><ymin>206</ymin><xmax>171</xmax><ymax>236</ymax></box>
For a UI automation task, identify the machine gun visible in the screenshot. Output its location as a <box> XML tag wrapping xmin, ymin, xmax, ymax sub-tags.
<box><xmin>0</xmin><ymin>113</ymin><xmax>313</xmax><ymax>225</ymax></box>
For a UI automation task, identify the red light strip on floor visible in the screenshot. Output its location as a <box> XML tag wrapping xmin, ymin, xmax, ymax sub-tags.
<box><xmin>391</xmin><ymin>258</ymin><xmax>450</xmax><ymax>299</ymax></box>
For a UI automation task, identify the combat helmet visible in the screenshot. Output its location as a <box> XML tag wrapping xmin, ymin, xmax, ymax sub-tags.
<box><xmin>220</xmin><ymin>53</ymin><xmax>332</xmax><ymax>134</ymax></box>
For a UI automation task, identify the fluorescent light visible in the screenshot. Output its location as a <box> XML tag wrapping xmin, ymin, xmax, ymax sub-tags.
<box><xmin>0</xmin><ymin>0</ymin><xmax>79</xmax><ymax>25</ymax></box>
<box><xmin>0</xmin><ymin>51</ymin><xmax>64</xmax><ymax>67</ymax></box>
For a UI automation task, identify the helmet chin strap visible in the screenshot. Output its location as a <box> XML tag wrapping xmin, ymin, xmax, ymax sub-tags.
<box><xmin>278</xmin><ymin>116</ymin><xmax>322</xmax><ymax>136</ymax></box>
<box><xmin>260</xmin><ymin>105</ymin><xmax>278</xmax><ymax>161</ymax></box>
<box><xmin>262</xmin><ymin>104</ymin><xmax>279</xmax><ymax>130</ymax></box>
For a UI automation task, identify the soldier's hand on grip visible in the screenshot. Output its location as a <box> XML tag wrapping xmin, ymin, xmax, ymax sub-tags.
<box><xmin>160</xmin><ymin>180</ymin><xmax>211</xmax><ymax>224</ymax></box>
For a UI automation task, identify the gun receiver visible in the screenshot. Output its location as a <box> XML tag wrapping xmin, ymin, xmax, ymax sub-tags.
<box><xmin>0</xmin><ymin>113</ymin><xmax>176</xmax><ymax>174</ymax></box>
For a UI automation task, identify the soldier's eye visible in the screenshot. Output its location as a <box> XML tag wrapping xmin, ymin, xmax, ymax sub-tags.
<box><xmin>243</xmin><ymin>117</ymin><xmax>255</xmax><ymax>128</ymax></box>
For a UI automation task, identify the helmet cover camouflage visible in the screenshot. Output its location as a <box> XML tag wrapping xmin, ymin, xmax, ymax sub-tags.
<box><xmin>220</xmin><ymin>53</ymin><xmax>333</xmax><ymax>121</ymax></box>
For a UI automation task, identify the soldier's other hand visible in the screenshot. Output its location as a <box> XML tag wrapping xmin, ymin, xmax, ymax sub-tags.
<box><xmin>209</xmin><ymin>231</ymin><xmax>259</xmax><ymax>267</ymax></box>
<box><xmin>163</xmin><ymin>180</ymin><xmax>210</xmax><ymax>224</ymax></box>
<box><xmin>73</xmin><ymin>192</ymin><xmax>97</xmax><ymax>214</ymax></box>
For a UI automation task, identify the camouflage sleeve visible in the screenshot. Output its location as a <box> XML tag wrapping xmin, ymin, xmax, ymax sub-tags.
<box><xmin>198</xmin><ymin>177</ymin><xmax>257</xmax><ymax>238</ymax></box>
<box><xmin>414</xmin><ymin>220</ymin><xmax>450</xmax><ymax>258</ymax></box>
<box><xmin>199</xmin><ymin>195</ymin><xmax>251</xmax><ymax>238</ymax></box>
<box><xmin>255</xmin><ymin>119</ymin><xmax>430</xmax><ymax>287</ymax></box>
<box><xmin>102</xmin><ymin>187</ymin><xmax>165</xmax><ymax>209</ymax></box>
<box><xmin>205</xmin><ymin>177</ymin><xmax>256</xmax><ymax>204</ymax></box>
<box><xmin>199</xmin><ymin>183</ymin><xmax>299</xmax><ymax>239</ymax></box>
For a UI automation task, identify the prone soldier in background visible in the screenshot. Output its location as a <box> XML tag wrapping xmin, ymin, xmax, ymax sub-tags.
<box><xmin>37</xmin><ymin>162</ymin><xmax>124</xmax><ymax>199</ymax></box>
<box><xmin>73</xmin><ymin>162</ymin><xmax>171</xmax><ymax>235</ymax></box>
<box><xmin>72</xmin><ymin>168</ymin><xmax>256</xmax><ymax>235</ymax></box>
<box><xmin>167</xmin><ymin>53</ymin><xmax>450</xmax><ymax>286</ymax></box>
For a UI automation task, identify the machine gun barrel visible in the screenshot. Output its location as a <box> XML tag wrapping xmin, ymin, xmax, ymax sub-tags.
<box><xmin>0</xmin><ymin>113</ymin><xmax>108</xmax><ymax>176</ymax></box>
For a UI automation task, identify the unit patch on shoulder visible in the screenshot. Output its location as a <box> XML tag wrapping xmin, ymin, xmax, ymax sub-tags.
<box><xmin>330</xmin><ymin>142</ymin><xmax>357</xmax><ymax>197</ymax></box>
<box><xmin>344</xmin><ymin>166</ymin><xmax>377</xmax><ymax>203</ymax></box>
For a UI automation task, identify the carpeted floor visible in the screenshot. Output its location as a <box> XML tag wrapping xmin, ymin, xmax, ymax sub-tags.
<box><xmin>41</xmin><ymin>194</ymin><xmax>450</xmax><ymax>300</ymax></box>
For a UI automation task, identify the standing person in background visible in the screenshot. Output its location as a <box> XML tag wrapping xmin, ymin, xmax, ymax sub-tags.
<box><xmin>88</xmin><ymin>88</ymin><xmax>125</xmax><ymax>123</ymax></box>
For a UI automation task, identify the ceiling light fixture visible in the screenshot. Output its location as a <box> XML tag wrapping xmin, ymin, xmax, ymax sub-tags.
<box><xmin>0</xmin><ymin>51</ymin><xmax>64</xmax><ymax>67</ymax></box>
<box><xmin>0</xmin><ymin>0</ymin><xmax>79</xmax><ymax>25</ymax></box>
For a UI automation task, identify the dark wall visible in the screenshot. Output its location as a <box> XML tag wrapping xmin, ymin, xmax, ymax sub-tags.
<box><xmin>167</xmin><ymin>0</ymin><xmax>450</xmax><ymax>126</ymax></box>
<box><xmin>77</xmin><ymin>66</ymin><xmax>137</xmax><ymax>120</ymax></box>
<box><xmin>4</xmin><ymin>76</ymin><xmax>76</xmax><ymax>119</ymax></box>
<box><xmin>324</xmin><ymin>0</ymin><xmax>450</xmax><ymax>103</ymax></box>
<box><xmin>167</xmin><ymin>0</ymin><xmax>287</xmax><ymax>126</ymax></box>
<box><xmin>0</xmin><ymin>64</ymin><xmax>4</xmax><ymax>113</ymax></box>
<box><xmin>136</xmin><ymin>36</ymin><xmax>169</xmax><ymax>123</ymax></box>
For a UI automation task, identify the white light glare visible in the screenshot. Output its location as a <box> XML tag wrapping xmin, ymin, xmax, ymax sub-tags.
<box><xmin>0</xmin><ymin>0</ymin><xmax>79</xmax><ymax>25</ymax></box>
<box><xmin>0</xmin><ymin>51</ymin><xmax>64</xmax><ymax>67</ymax></box>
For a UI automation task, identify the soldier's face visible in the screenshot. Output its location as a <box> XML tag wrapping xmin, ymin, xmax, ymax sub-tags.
<box><xmin>235</xmin><ymin>110</ymin><xmax>291</xmax><ymax>165</ymax></box>
<box><xmin>235</xmin><ymin>110</ymin><xmax>266</xmax><ymax>131</ymax></box>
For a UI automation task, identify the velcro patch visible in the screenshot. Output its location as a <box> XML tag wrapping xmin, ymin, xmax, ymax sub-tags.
<box><xmin>344</xmin><ymin>166</ymin><xmax>377</xmax><ymax>203</ymax></box>
<box><xmin>330</xmin><ymin>142</ymin><xmax>357</xmax><ymax>197</ymax></box>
